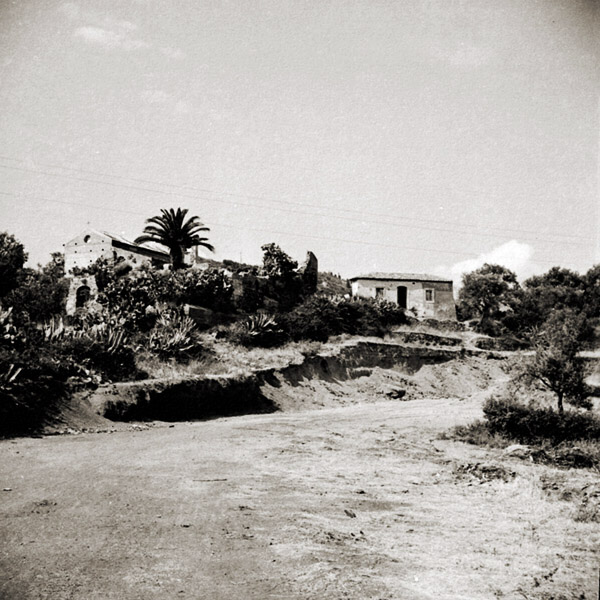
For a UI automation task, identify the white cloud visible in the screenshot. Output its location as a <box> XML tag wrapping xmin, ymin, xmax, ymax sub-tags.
<box><xmin>73</xmin><ymin>25</ymin><xmax>149</xmax><ymax>51</ymax></box>
<box><xmin>436</xmin><ymin>240</ymin><xmax>537</xmax><ymax>290</ymax></box>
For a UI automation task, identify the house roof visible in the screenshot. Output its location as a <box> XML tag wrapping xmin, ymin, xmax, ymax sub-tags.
<box><xmin>349</xmin><ymin>272</ymin><xmax>452</xmax><ymax>283</ymax></box>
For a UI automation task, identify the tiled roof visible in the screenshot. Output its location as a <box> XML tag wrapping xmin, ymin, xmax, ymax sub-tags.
<box><xmin>349</xmin><ymin>272</ymin><xmax>452</xmax><ymax>283</ymax></box>
<box><xmin>100</xmin><ymin>231</ymin><xmax>170</xmax><ymax>258</ymax></box>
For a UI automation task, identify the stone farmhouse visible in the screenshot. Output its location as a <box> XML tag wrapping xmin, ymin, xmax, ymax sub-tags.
<box><xmin>349</xmin><ymin>272</ymin><xmax>456</xmax><ymax>320</ymax></box>
<box><xmin>64</xmin><ymin>229</ymin><xmax>171</xmax><ymax>314</ymax></box>
<box><xmin>64</xmin><ymin>229</ymin><xmax>170</xmax><ymax>273</ymax></box>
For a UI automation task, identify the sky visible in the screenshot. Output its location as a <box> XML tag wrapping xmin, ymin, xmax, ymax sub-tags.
<box><xmin>0</xmin><ymin>0</ymin><xmax>598</xmax><ymax>286</ymax></box>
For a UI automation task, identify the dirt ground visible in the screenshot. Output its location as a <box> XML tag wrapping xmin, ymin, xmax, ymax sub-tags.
<box><xmin>1</xmin><ymin>386</ymin><xmax>598</xmax><ymax>599</ymax></box>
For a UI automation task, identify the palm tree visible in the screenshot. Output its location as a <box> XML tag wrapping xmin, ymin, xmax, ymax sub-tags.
<box><xmin>135</xmin><ymin>208</ymin><xmax>214</xmax><ymax>270</ymax></box>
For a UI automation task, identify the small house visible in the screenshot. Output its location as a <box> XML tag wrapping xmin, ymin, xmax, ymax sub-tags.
<box><xmin>64</xmin><ymin>229</ymin><xmax>170</xmax><ymax>273</ymax></box>
<box><xmin>349</xmin><ymin>272</ymin><xmax>456</xmax><ymax>320</ymax></box>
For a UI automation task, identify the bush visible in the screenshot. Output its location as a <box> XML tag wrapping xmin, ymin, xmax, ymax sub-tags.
<box><xmin>98</xmin><ymin>268</ymin><xmax>165</xmax><ymax>331</ymax></box>
<box><xmin>228</xmin><ymin>314</ymin><xmax>287</xmax><ymax>348</ymax></box>
<box><xmin>278</xmin><ymin>296</ymin><xmax>407</xmax><ymax>343</ymax></box>
<box><xmin>57</xmin><ymin>336</ymin><xmax>138</xmax><ymax>382</ymax></box>
<box><xmin>0</xmin><ymin>232</ymin><xmax>27</xmax><ymax>298</ymax></box>
<box><xmin>0</xmin><ymin>328</ymin><xmax>81</xmax><ymax>434</ymax></box>
<box><xmin>473</xmin><ymin>336</ymin><xmax>529</xmax><ymax>351</ymax></box>
<box><xmin>147</xmin><ymin>308</ymin><xmax>202</xmax><ymax>361</ymax></box>
<box><xmin>237</xmin><ymin>274</ymin><xmax>264</xmax><ymax>313</ymax></box>
<box><xmin>6</xmin><ymin>268</ymin><xmax>69</xmax><ymax>326</ymax></box>
<box><xmin>99</xmin><ymin>266</ymin><xmax>234</xmax><ymax>332</ymax></box>
<box><xmin>483</xmin><ymin>395</ymin><xmax>600</xmax><ymax>444</ymax></box>
<box><xmin>170</xmin><ymin>267</ymin><xmax>233</xmax><ymax>312</ymax></box>
<box><xmin>279</xmin><ymin>296</ymin><xmax>344</xmax><ymax>342</ymax></box>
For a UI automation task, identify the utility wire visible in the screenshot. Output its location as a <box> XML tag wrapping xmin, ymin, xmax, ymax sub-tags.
<box><xmin>0</xmin><ymin>190</ymin><xmax>578</xmax><ymax>266</ymax></box>
<box><xmin>0</xmin><ymin>154</ymin><xmax>589</xmax><ymax>243</ymax></box>
<box><xmin>0</xmin><ymin>162</ymin><xmax>589</xmax><ymax>248</ymax></box>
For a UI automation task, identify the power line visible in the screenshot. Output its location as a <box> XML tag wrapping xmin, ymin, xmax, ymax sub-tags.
<box><xmin>0</xmin><ymin>190</ymin><xmax>577</xmax><ymax>266</ymax></box>
<box><xmin>0</xmin><ymin>153</ymin><xmax>590</xmax><ymax>243</ymax></box>
<box><xmin>0</xmin><ymin>162</ymin><xmax>589</xmax><ymax>249</ymax></box>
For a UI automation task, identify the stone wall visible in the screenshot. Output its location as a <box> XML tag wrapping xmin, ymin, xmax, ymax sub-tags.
<box><xmin>64</xmin><ymin>231</ymin><xmax>113</xmax><ymax>272</ymax></box>
<box><xmin>64</xmin><ymin>230</ymin><xmax>169</xmax><ymax>273</ymax></box>
<box><xmin>65</xmin><ymin>275</ymin><xmax>99</xmax><ymax>315</ymax></box>
<box><xmin>351</xmin><ymin>278</ymin><xmax>456</xmax><ymax>320</ymax></box>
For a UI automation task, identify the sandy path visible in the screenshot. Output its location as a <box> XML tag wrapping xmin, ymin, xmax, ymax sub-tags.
<box><xmin>1</xmin><ymin>396</ymin><xmax>597</xmax><ymax>599</ymax></box>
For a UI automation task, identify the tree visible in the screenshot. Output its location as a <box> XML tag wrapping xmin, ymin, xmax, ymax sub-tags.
<box><xmin>517</xmin><ymin>267</ymin><xmax>585</xmax><ymax>330</ymax></box>
<box><xmin>135</xmin><ymin>208</ymin><xmax>214</xmax><ymax>270</ymax></box>
<box><xmin>6</xmin><ymin>268</ymin><xmax>69</xmax><ymax>325</ymax></box>
<box><xmin>521</xmin><ymin>309</ymin><xmax>591</xmax><ymax>415</ymax></box>
<box><xmin>260</xmin><ymin>243</ymin><xmax>298</xmax><ymax>279</ymax></box>
<box><xmin>583</xmin><ymin>264</ymin><xmax>600</xmax><ymax>319</ymax></box>
<box><xmin>0</xmin><ymin>232</ymin><xmax>27</xmax><ymax>297</ymax></box>
<box><xmin>41</xmin><ymin>252</ymin><xmax>65</xmax><ymax>280</ymax></box>
<box><xmin>260</xmin><ymin>244</ymin><xmax>302</xmax><ymax>310</ymax></box>
<box><xmin>457</xmin><ymin>264</ymin><xmax>520</xmax><ymax>334</ymax></box>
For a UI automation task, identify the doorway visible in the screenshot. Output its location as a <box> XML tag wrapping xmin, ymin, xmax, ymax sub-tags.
<box><xmin>397</xmin><ymin>286</ymin><xmax>407</xmax><ymax>309</ymax></box>
<box><xmin>76</xmin><ymin>285</ymin><xmax>91</xmax><ymax>308</ymax></box>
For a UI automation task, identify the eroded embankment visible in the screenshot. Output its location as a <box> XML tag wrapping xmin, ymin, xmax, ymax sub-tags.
<box><xmin>82</xmin><ymin>342</ymin><xmax>497</xmax><ymax>423</ymax></box>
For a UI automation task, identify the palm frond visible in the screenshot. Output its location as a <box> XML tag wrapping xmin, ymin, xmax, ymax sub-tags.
<box><xmin>135</xmin><ymin>208</ymin><xmax>214</xmax><ymax>267</ymax></box>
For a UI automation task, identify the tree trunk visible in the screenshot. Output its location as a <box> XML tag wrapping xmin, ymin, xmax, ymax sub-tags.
<box><xmin>171</xmin><ymin>246</ymin><xmax>185</xmax><ymax>270</ymax></box>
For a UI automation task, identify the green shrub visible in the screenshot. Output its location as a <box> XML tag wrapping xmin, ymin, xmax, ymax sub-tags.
<box><xmin>6</xmin><ymin>268</ymin><xmax>69</xmax><ymax>326</ymax></box>
<box><xmin>278</xmin><ymin>296</ymin><xmax>407</xmax><ymax>343</ymax></box>
<box><xmin>278</xmin><ymin>296</ymin><xmax>342</xmax><ymax>342</ymax></box>
<box><xmin>98</xmin><ymin>268</ymin><xmax>164</xmax><ymax>331</ymax></box>
<box><xmin>483</xmin><ymin>395</ymin><xmax>600</xmax><ymax>444</ymax></box>
<box><xmin>99</xmin><ymin>267</ymin><xmax>234</xmax><ymax>331</ymax></box>
<box><xmin>57</xmin><ymin>336</ymin><xmax>138</xmax><ymax>382</ymax></box>
<box><xmin>228</xmin><ymin>314</ymin><xmax>287</xmax><ymax>348</ymax></box>
<box><xmin>0</xmin><ymin>330</ymin><xmax>82</xmax><ymax>434</ymax></box>
<box><xmin>170</xmin><ymin>267</ymin><xmax>233</xmax><ymax>312</ymax></box>
<box><xmin>474</xmin><ymin>336</ymin><xmax>529</xmax><ymax>351</ymax></box>
<box><xmin>237</xmin><ymin>274</ymin><xmax>264</xmax><ymax>312</ymax></box>
<box><xmin>147</xmin><ymin>308</ymin><xmax>202</xmax><ymax>361</ymax></box>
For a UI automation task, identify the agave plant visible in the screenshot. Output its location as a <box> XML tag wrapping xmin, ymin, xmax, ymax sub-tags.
<box><xmin>0</xmin><ymin>305</ymin><xmax>19</xmax><ymax>347</ymax></box>
<box><xmin>42</xmin><ymin>314</ymin><xmax>127</xmax><ymax>355</ymax></box>
<box><xmin>242</xmin><ymin>313</ymin><xmax>280</xmax><ymax>336</ymax></box>
<box><xmin>148</xmin><ymin>310</ymin><xmax>200</xmax><ymax>359</ymax></box>
<box><xmin>231</xmin><ymin>313</ymin><xmax>285</xmax><ymax>348</ymax></box>
<box><xmin>87</xmin><ymin>323</ymin><xmax>127</xmax><ymax>355</ymax></box>
<box><xmin>43</xmin><ymin>316</ymin><xmax>67</xmax><ymax>341</ymax></box>
<box><xmin>0</xmin><ymin>364</ymin><xmax>22</xmax><ymax>388</ymax></box>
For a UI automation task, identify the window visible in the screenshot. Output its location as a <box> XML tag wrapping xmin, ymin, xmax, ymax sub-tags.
<box><xmin>375</xmin><ymin>287</ymin><xmax>384</xmax><ymax>299</ymax></box>
<box><xmin>425</xmin><ymin>289</ymin><xmax>434</xmax><ymax>302</ymax></box>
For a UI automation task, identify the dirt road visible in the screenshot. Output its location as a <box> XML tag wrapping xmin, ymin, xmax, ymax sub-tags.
<box><xmin>1</xmin><ymin>396</ymin><xmax>597</xmax><ymax>599</ymax></box>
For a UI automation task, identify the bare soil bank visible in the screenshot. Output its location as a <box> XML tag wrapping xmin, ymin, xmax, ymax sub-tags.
<box><xmin>79</xmin><ymin>342</ymin><xmax>500</xmax><ymax>427</ymax></box>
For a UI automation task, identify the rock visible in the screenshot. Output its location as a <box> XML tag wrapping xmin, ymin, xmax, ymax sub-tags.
<box><xmin>503</xmin><ymin>444</ymin><xmax>532</xmax><ymax>459</ymax></box>
<box><xmin>386</xmin><ymin>388</ymin><xmax>407</xmax><ymax>400</ymax></box>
